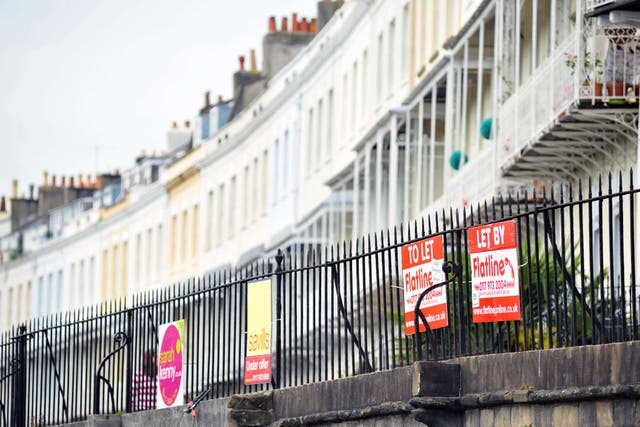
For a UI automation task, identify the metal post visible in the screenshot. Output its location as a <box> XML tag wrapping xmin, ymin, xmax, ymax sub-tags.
<box><xmin>124</xmin><ymin>310</ymin><xmax>133</xmax><ymax>413</ymax></box>
<box><xmin>12</xmin><ymin>325</ymin><xmax>27</xmax><ymax>427</ymax></box>
<box><xmin>274</xmin><ymin>250</ymin><xmax>285</xmax><ymax>389</ymax></box>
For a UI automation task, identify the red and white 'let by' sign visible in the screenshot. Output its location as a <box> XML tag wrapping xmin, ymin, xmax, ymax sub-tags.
<box><xmin>468</xmin><ymin>220</ymin><xmax>521</xmax><ymax>323</ymax></box>
<box><xmin>401</xmin><ymin>235</ymin><xmax>447</xmax><ymax>335</ymax></box>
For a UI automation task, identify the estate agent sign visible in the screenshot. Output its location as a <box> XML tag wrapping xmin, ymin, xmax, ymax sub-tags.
<box><xmin>244</xmin><ymin>279</ymin><xmax>272</xmax><ymax>385</ymax></box>
<box><xmin>401</xmin><ymin>235</ymin><xmax>447</xmax><ymax>335</ymax></box>
<box><xmin>157</xmin><ymin>319</ymin><xmax>185</xmax><ymax>408</ymax></box>
<box><xmin>468</xmin><ymin>220</ymin><xmax>521</xmax><ymax>323</ymax></box>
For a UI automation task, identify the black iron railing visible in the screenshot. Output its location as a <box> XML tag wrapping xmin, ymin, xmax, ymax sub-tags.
<box><xmin>1</xmin><ymin>170</ymin><xmax>639</xmax><ymax>425</ymax></box>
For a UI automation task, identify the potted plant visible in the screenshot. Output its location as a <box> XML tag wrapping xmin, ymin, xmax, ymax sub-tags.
<box><xmin>565</xmin><ymin>51</ymin><xmax>604</xmax><ymax>98</ymax></box>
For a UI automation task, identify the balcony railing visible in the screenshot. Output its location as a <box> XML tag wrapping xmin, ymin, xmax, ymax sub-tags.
<box><xmin>497</xmin><ymin>34</ymin><xmax>578</xmax><ymax>172</ymax></box>
<box><xmin>429</xmin><ymin>146</ymin><xmax>496</xmax><ymax>215</ymax></box>
<box><xmin>577</xmin><ymin>23</ymin><xmax>640</xmax><ymax>105</ymax></box>
<box><xmin>586</xmin><ymin>0</ymin><xmax>617</xmax><ymax>11</ymax></box>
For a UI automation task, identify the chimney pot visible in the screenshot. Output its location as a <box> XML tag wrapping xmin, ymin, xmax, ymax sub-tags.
<box><xmin>114</xmin><ymin>169</ymin><xmax>120</xmax><ymax>176</ymax></box>
<box><xmin>250</xmin><ymin>49</ymin><xmax>257</xmax><ymax>72</ymax></box>
<box><xmin>205</xmin><ymin>91</ymin><xmax>210</xmax><ymax>107</ymax></box>
<box><xmin>310</xmin><ymin>18</ymin><xmax>317</xmax><ymax>33</ymax></box>
<box><xmin>172</xmin><ymin>121</ymin><xmax>178</xmax><ymax>129</ymax></box>
<box><xmin>184</xmin><ymin>120</ymin><xmax>190</xmax><ymax>129</ymax></box>
<box><xmin>52</xmin><ymin>175</ymin><xmax>57</xmax><ymax>187</ymax></box>
<box><xmin>300</xmin><ymin>17</ymin><xmax>309</xmax><ymax>32</ymax></box>
<box><xmin>0</xmin><ymin>196</ymin><xmax>5</xmax><ymax>213</ymax></box>
<box><xmin>43</xmin><ymin>171</ymin><xmax>49</xmax><ymax>187</ymax></box>
<box><xmin>29</xmin><ymin>184</ymin><xmax>34</xmax><ymax>199</ymax></box>
<box><xmin>12</xmin><ymin>179</ymin><xmax>17</xmax><ymax>199</ymax></box>
<box><xmin>269</xmin><ymin>16</ymin><xmax>277</xmax><ymax>32</ymax></box>
<box><xmin>292</xmin><ymin>13</ymin><xmax>298</xmax><ymax>31</ymax></box>
<box><xmin>61</xmin><ymin>176</ymin><xmax>66</xmax><ymax>187</ymax></box>
<box><xmin>217</xmin><ymin>95</ymin><xmax>223</xmax><ymax>104</ymax></box>
<box><xmin>239</xmin><ymin>55</ymin><xmax>245</xmax><ymax>71</ymax></box>
<box><xmin>79</xmin><ymin>173</ymin><xmax>84</xmax><ymax>188</ymax></box>
<box><xmin>281</xmin><ymin>17</ymin><xmax>289</xmax><ymax>32</ymax></box>
<box><xmin>69</xmin><ymin>177</ymin><xmax>75</xmax><ymax>188</ymax></box>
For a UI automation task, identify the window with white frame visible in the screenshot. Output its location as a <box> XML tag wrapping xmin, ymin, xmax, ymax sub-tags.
<box><xmin>135</xmin><ymin>233</ymin><xmax>141</xmax><ymax>282</ymax></box>
<box><xmin>402</xmin><ymin>4</ymin><xmax>409</xmax><ymax>77</ymax></box>
<box><xmin>181</xmin><ymin>210</ymin><xmax>188</xmax><ymax>263</ymax></box>
<box><xmin>79</xmin><ymin>260</ymin><xmax>84</xmax><ymax>307</ymax></box>
<box><xmin>388</xmin><ymin>19</ymin><xmax>395</xmax><ymax>96</ymax></box>
<box><xmin>192</xmin><ymin>204</ymin><xmax>199</xmax><ymax>256</ymax></box>
<box><xmin>146</xmin><ymin>228</ymin><xmax>152</xmax><ymax>277</ymax></box>
<box><xmin>207</xmin><ymin>190</ymin><xmax>214</xmax><ymax>250</ymax></box>
<box><xmin>69</xmin><ymin>262</ymin><xmax>76</xmax><ymax>307</ymax></box>
<box><xmin>37</xmin><ymin>276</ymin><xmax>43</xmax><ymax>316</ymax></box>
<box><xmin>306</xmin><ymin>109</ymin><xmax>314</xmax><ymax>174</ymax></box>
<box><xmin>216</xmin><ymin>183</ymin><xmax>225</xmax><ymax>245</ymax></box>
<box><xmin>282</xmin><ymin>130</ymin><xmax>289</xmax><ymax>197</ymax></box>
<box><xmin>377</xmin><ymin>32</ymin><xmax>384</xmax><ymax>105</ymax></box>
<box><xmin>228</xmin><ymin>176</ymin><xmax>236</xmax><ymax>238</ymax></box>
<box><xmin>274</xmin><ymin>139</ymin><xmax>280</xmax><ymax>202</ymax></box>
<box><xmin>89</xmin><ymin>256</ymin><xmax>95</xmax><ymax>303</ymax></box>
<box><xmin>156</xmin><ymin>224</ymin><xmax>162</xmax><ymax>279</ymax></box>
<box><xmin>170</xmin><ymin>215</ymin><xmax>177</xmax><ymax>266</ymax></box>
<box><xmin>56</xmin><ymin>269</ymin><xmax>63</xmax><ymax>311</ymax></box>
<box><xmin>352</xmin><ymin>60</ymin><xmax>358</xmax><ymax>126</ymax></box>
<box><xmin>253</xmin><ymin>157</ymin><xmax>259</xmax><ymax>222</ymax></box>
<box><xmin>262</xmin><ymin>150</ymin><xmax>269</xmax><ymax>214</ymax></box>
<box><xmin>342</xmin><ymin>73</ymin><xmax>348</xmax><ymax>140</ymax></box>
<box><xmin>317</xmin><ymin>99</ymin><xmax>323</xmax><ymax>168</ymax></box>
<box><xmin>243</xmin><ymin>164</ymin><xmax>250</xmax><ymax>226</ymax></box>
<box><xmin>327</xmin><ymin>90</ymin><xmax>334</xmax><ymax>161</ymax></box>
<box><xmin>361</xmin><ymin>50</ymin><xmax>368</xmax><ymax>118</ymax></box>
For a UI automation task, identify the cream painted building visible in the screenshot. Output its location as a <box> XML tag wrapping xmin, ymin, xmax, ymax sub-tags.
<box><xmin>165</xmin><ymin>146</ymin><xmax>203</xmax><ymax>284</ymax></box>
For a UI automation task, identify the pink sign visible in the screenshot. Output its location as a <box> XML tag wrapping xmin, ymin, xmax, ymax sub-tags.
<box><xmin>157</xmin><ymin>320</ymin><xmax>184</xmax><ymax>408</ymax></box>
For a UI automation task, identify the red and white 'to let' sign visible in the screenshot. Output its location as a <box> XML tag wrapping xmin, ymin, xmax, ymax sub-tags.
<box><xmin>468</xmin><ymin>220</ymin><xmax>521</xmax><ymax>323</ymax></box>
<box><xmin>402</xmin><ymin>235</ymin><xmax>447</xmax><ymax>335</ymax></box>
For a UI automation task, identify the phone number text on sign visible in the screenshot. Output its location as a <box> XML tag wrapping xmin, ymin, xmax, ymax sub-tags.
<box><xmin>468</xmin><ymin>220</ymin><xmax>521</xmax><ymax>323</ymax></box>
<box><xmin>401</xmin><ymin>235</ymin><xmax>447</xmax><ymax>335</ymax></box>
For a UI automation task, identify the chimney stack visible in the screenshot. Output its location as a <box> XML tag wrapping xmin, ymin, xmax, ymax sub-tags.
<box><xmin>292</xmin><ymin>13</ymin><xmax>298</xmax><ymax>31</ymax></box>
<box><xmin>281</xmin><ymin>17</ymin><xmax>289</xmax><ymax>32</ymax></box>
<box><xmin>29</xmin><ymin>184</ymin><xmax>34</xmax><ymax>200</ymax></box>
<box><xmin>217</xmin><ymin>95</ymin><xmax>223</xmax><ymax>104</ymax></box>
<box><xmin>12</xmin><ymin>179</ymin><xmax>17</xmax><ymax>199</ymax></box>
<box><xmin>250</xmin><ymin>49</ymin><xmax>257</xmax><ymax>72</ymax></box>
<box><xmin>0</xmin><ymin>196</ymin><xmax>5</xmax><ymax>213</ymax></box>
<box><xmin>61</xmin><ymin>176</ymin><xmax>66</xmax><ymax>187</ymax></box>
<box><xmin>43</xmin><ymin>171</ymin><xmax>49</xmax><ymax>187</ymax></box>
<box><xmin>204</xmin><ymin>91</ymin><xmax>210</xmax><ymax>107</ymax></box>
<box><xmin>239</xmin><ymin>55</ymin><xmax>245</xmax><ymax>71</ymax></box>
<box><xmin>184</xmin><ymin>120</ymin><xmax>190</xmax><ymax>129</ymax></box>
<box><xmin>52</xmin><ymin>175</ymin><xmax>57</xmax><ymax>187</ymax></box>
<box><xmin>69</xmin><ymin>177</ymin><xmax>75</xmax><ymax>188</ymax></box>
<box><xmin>268</xmin><ymin>16</ymin><xmax>277</xmax><ymax>32</ymax></box>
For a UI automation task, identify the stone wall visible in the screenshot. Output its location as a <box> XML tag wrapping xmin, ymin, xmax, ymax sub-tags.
<box><xmin>60</xmin><ymin>342</ymin><xmax>640</xmax><ymax>427</ymax></box>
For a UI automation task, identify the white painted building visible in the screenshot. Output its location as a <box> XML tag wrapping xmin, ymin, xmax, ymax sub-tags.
<box><xmin>1</xmin><ymin>0</ymin><xmax>638</xmax><ymax>332</ymax></box>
